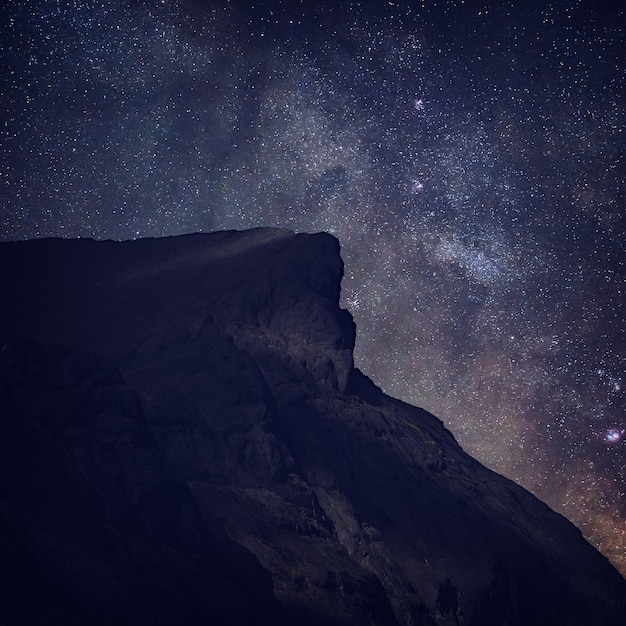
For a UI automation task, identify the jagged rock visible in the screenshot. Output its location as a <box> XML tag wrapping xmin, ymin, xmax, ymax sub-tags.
<box><xmin>1</xmin><ymin>228</ymin><xmax>625</xmax><ymax>625</ymax></box>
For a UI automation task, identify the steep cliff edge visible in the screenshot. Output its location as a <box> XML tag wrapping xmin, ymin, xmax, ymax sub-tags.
<box><xmin>2</xmin><ymin>228</ymin><xmax>625</xmax><ymax>626</ymax></box>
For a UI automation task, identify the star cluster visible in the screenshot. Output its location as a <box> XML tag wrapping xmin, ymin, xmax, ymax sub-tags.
<box><xmin>2</xmin><ymin>0</ymin><xmax>625</xmax><ymax>575</ymax></box>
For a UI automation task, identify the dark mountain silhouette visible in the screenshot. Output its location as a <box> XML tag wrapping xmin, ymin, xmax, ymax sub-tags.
<box><xmin>1</xmin><ymin>228</ymin><xmax>625</xmax><ymax>626</ymax></box>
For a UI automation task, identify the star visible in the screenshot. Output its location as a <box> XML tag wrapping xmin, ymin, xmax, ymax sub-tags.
<box><xmin>605</xmin><ymin>429</ymin><xmax>624</xmax><ymax>444</ymax></box>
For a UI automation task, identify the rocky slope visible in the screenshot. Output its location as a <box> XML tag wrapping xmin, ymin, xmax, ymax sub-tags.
<box><xmin>2</xmin><ymin>228</ymin><xmax>625</xmax><ymax>625</ymax></box>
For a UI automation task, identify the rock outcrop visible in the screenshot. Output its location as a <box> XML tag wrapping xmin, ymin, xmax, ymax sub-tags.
<box><xmin>2</xmin><ymin>228</ymin><xmax>625</xmax><ymax>625</ymax></box>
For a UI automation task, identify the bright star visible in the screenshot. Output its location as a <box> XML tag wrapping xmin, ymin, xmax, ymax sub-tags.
<box><xmin>605</xmin><ymin>428</ymin><xmax>623</xmax><ymax>443</ymax></box>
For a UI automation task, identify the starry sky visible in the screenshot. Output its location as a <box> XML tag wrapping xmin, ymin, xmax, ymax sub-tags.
<box><xmin>2</xmin><ymin>0</ymin><xmax>625</xmax><ymax>575</ymax></box>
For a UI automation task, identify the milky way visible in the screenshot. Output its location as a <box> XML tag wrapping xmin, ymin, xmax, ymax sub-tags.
<box><xmin>2</xmin><ymin>0</ymin><xmax>625</xmax><ymax>575</ymax></box>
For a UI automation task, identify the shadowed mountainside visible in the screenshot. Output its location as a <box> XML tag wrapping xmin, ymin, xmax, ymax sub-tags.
<box><xmin>1</xmin><ymin>228</ymin><xmax>625</xmax><ymax>626</ymax></box>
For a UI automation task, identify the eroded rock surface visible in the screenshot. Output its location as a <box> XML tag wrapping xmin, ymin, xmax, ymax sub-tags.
<box><xmin>2</xmin><ymin>228</ymin><xmax>625</xmax><ymax>625</ymax></box>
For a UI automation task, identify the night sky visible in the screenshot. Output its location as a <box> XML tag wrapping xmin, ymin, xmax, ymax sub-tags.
<box><xmin>2</xmin><ymin>0</ymin><xmax>625</xmax><ymax>575</ymax></box>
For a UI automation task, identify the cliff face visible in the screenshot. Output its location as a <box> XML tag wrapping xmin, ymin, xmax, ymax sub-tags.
<box><xmin>1</xmin><ymin>228</ymin><xmax>625</xmax><ymax>626</ymax></box>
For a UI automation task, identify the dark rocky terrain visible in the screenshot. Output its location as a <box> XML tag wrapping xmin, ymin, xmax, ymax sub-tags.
<box><xmin>2</xmin><ymin>228</ymin><xmax>625</xmax><ymax>626</ymax></box>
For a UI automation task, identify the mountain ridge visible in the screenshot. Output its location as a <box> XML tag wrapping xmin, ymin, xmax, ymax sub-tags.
<box><xmin>1</xmin><ymin>228</ymin><xmax>625</xmax><ymax>625</ymax></box>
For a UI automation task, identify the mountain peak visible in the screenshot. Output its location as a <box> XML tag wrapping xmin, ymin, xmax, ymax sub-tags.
<box><xmin>1</xmin><ymin>230</ymin><xmax>625</xmax><ymax>626</ymax></box>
